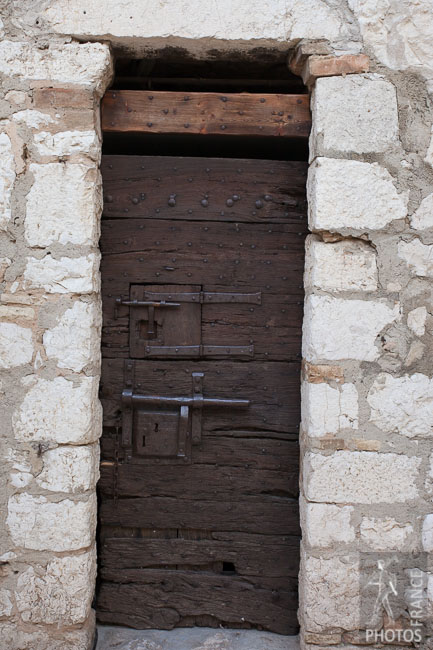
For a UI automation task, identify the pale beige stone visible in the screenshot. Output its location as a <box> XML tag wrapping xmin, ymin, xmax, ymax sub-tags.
<box><xmin>13</xmin><ymin>375</ymin><xmax>102</xmax><ymax>444</ymax></box>
<box><xmin>0</xmin><ymin>257</ymin><xmax>11</xmax><ymax>281</ymax></box>
<box><xmin>7</xmin><ymin>448</ymin><xmax>33</xmax><ymax>490</ymax></box>
<box><xmin>360</xmin><ymin>517</ymin><xmax>413</xmax><ymax>550</ymax></box>
<box><xmin>0</xmin><ymin>305</ymin><xmax>35</xmax><ymax>320</ymax></box>
<box><xmin>36</xmin><ymin>444</ymin><xmax>99</xmax><ymax>493</ymax></box>
<box><xmin>0</xmin><ymin>41</ymin><xmax>112</xmax><ymax>94</ymax></box>
<box><xmin>0</xmin><ymin>132</ymin><xmax>15</xmax><ymax>230</ymax></box>
<box><xmin>411</xmin><ymin>193</ymin><xmax>433</xmax><ymax>230</ymax></box>
<box><xmin>12</xmin><ymin>109</ymin><xmax>55</xmax><ymax>129</ymax></box>
<box><xmin>43</xmin><ymin>300</ymin><xmax>101</xmax><ymax>372</ymax></box>
<box><xmin>0</xmin><ymin>621</ymin><xmax>95</xmax><ymax>650</ymax></box>
<box><xmin>310</xmin><ymin>74</ymin><xmax>398</xmax><ymax>157</ymax></box>
<box><xmin>368</xmin><ymin>373</ymin><xmax>433</xmax><ymax>438</ymax></box>
<box><xmin>0</xmin><ymin>589</ymin><xmax>13</xmax><ymax>617</ymax></box>
<box><xmin>34</xmin><ymin>130</ymin><xmax>100</xmax><ymax>160</ymax></box>
<box><xmin>23</xmin><ymin>253</ymin><xmax>100</xmax><ymax>294</ymax></box>
<box><xmin>303</xmin><ymin>502</ymin><xmax>355</xmax><ymax>546</ymax></box>
<box><xmin>422</xmin><ymin>514</ymin><xmax>433</xmax><ymax>552</ymax></box>
<box><xmin>7</xmin><ymin>493</ymin><xmax>96</xmax><ymax>551</ymax></box>
<box><xmin>426</xmin><ymin>128</ymin><xmax>433</xmax><ymax>168</ymax></box>
<box><xmin>407</xmin><ymin>306</ymin><xmax>427</xmax><ymax>336</ymax></box>
<box><xmin>304</xmin><ymin>451</ymin><xmax>420</xmax><ymax>504</ymax></box>
<box><xmin>302</xmin><ymin>382</ymin><xmax>358</xmax><ymax>437</ymax></box>
<box><xmin>404</xmin><ymin>340</ymin><xmax>426</xmax><ymax>367</ymax></box>
<box><xmin>15</xmin><ymin>549</ymin><xmax>95</xmax><ymax>624</ymax></box>
<box><xmin>26</xmin><ymin>163</ymin><xmax>101</xmax><ymax>247</ymax></box>
<box><xmin>5</xmin><ymin>90</ymin><xmax>27</xmax><ymax>106</ymax></box>
<box><xmin>308</xmin><ymin>158</ymin><xmax>408</xmax><ymax>232</ymax></box>
<box><xmin>398</xmin><ymin>239</ymin><xmax>433</xmax><ymax>278</ymax></box>
<box><xmin>301</xmin><ymin>552</ymin><xmax>360</xmax><ymax>632</ymax></box>
<box><xmin>305</xmin><ymin>237</ymin><xmax>378</xmax><ymax>292</ymax></box>
<box><xmin>0</xmin><ymin>322</ymin><xmax>33</xmax><ymax>368</ymax></box>
<box><xmin>41</xmin><ymin>0</ymin><xmax>351</xmax><ymax>47</ymax></box>
<box><xmin>303</xmin><ymin>296</ymin><xmax>400</xmax><ymax>362</ymax></box>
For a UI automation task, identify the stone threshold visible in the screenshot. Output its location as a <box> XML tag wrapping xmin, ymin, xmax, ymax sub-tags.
<box><xmin>96</xmin><ymin>625</ymin><xmax>300</xmax><ymax>649</ymax></box>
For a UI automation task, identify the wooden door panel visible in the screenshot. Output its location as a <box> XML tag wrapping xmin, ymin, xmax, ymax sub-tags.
<box><xmin>101</xmin><ymin>155</ymin><xmax>307</xmax><ymax>222</ymax></box>
<box><xmin>98</xmin><ymin>153</ymin><xmax>305</xmax><ymax>634</ymax></box>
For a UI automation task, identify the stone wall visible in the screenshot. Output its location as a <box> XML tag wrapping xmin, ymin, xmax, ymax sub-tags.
<box><xmin>0</xmin><ymin>1</ymin><xmax>432</xmax><ymax>649</ymax></box>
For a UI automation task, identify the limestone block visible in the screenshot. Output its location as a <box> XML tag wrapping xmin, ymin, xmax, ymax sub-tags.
<box><xmin>13</xmin><ymin>375</ymin><xmax>102</xmax><ymax>444</ymax></box>
<box><xmin>23</xmin><ymin>253</ymin><xmax>100</xmax><ymax>294</ymax></box>
<box><xmin>26</xmin><ymin>163</ymin><xmax>101</xmax><ymax>247</ymax></box>
<box><xmin>15</xmin><ymin>549</ymin><xmax>95</xmax><ymax>624</ymax></box>
<box><xmin>301</xmin><ymin>552</ymin><xmax>360</xmax><ymax>632</ymax></box>
<box><xmin>5</xmin><ymin>90</ymin><xmax>27</xmax><ymax>106</ymax></box>
<box><xmin>0</xmin><ymin>41</ymin><xmax>112</xmax><ymax>94</ymax></box>
<box><xmin>308</xmin><ymin>158</ymin><xmax>408</xmax><ymax>232</ymax></box>
<box><xmin>398</xmin><ymin>239</ymin><xmax>433</xmax><ymax>277</ymax></box>
<box><xmin>7</xmin><ymin>448</ymin><xmax>33</xmax><ymax>489</ymax></box>
<box><xmin>303</xmin><ymin>295</ymin><xmax>400</xmax><ymax>362</ymax></box>
<box><xmin>12</xmin><ymin>110</ymin><xmax>55</xmax><ymax>129</ymax></box>
<box><xmin>7</xmin><ymin>493</ymin><xmax>96</xmax><ymax>551</ymax></box>
<box><xmin>304</xmin><ymin>451</ymin><xmax>420</xmax><ymax>503</ymax></box>
<box><xmin>411</xmin><ymin>193</ymin><xmax>433</xmax><ymax>230</ymax></box>
<box><xmin>368</xmin><ymin>373</ymin><xmax>433</xmax><ymax>438</ymax></box>
<box><xmin>422</xmin><ymin>514</ymin><xmax>433</xmax><ymax>552</ymax></box>
<box><xmin>407</xmin><ymin>306</ymin><xmax>427</xmax><ymax>336</ymax></box>
<box><xmin>305</xmin><ymin>237</ymin><xmax>378</xmax><ymax>292</ymax></box>
<box><xmin>0</xmin><ymin>132</ymin><xmax>15</xmax><ymax>230</ymax></box>
<box><xmin>0</xmin><ymin>322</ymin><xmax>33</xmax><ymax>368</ymax></box>
<box><xmin>43</xmin><ymin>300</ymin><xmax>101</xmax><ymax>372</ymax></box>
<box><xmin>301</xmin><ymin>382</ymin><xmax>358</xmax><ymax>437</ymax></box>
<box><xmin>310</xmin><ymin>75</ymin><xmax>398</xmax><ymax>157</ymax></box>
<box><xmin>349</xmin><ymin>0</ymin><xmax>433</xmax><ymax>92</ymax></box>
<box><xmin>41</xmin><ymin>0</ymin><xmax>351</xmax><ymax>47</ymax></box>
<box><xmin>36</xmin><ymin>444</ymin><xmax>99</xmax><ymax>493</ymax></box>
<box><xmin>0</xmin><ymin>621</ymin><xmax>95</xmax><ymax>650</ymax></box>
<box><xmin>303</xmin><ymin>502</ymin><xmax>355</xmax><ymax>546</ymax></box>
<box><xmin>426</xmin><ymin>128</ymin><xmax>433</xmax><ymax>168</ymax></box>
<box><xmin>0</xmin><ymin>305</ymin><xmax>35</xmax><ymax>320</ymax></box>
<box><xmin>0</xmin><ymin>589</ymin><xmax>13</xmax><ymax>617</ymax></box>
<box><xmin>360</xmin><ymin>517</ymin><xmax>413</xmax><ymax>550</ymax></box>
<box><xmin>34</xmin><ymin>130</ymin><xmax>100</xmax><ymax>160</ymax></box>
<box><xmin>0</xmin><ymin>257</ymin><xmax>11</xmax><ymax>281</ymax></box>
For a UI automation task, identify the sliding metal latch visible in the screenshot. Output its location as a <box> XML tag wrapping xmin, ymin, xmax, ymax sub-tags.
<box><xmin>115</xmin><ymin>298</ymin><xmax>180</xmax><ymax>337</ymax></box>
<box><xmin>121</xmin><ymin>362</ymin><xmax>249</xmax><ymax>461</ymax></box>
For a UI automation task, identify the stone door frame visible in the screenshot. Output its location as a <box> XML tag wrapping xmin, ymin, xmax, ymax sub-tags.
<box><xmin>2</xmin><ymin>35</ymin><xmax>431</xmax><ymax>650</ymax></box>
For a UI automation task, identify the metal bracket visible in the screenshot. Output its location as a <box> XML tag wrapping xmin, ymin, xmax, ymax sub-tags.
<box><xmin>142</xmin><ymin>344</ymin><xmax>254</xmax><ymax>358</ymax></box>
<box><xmin>142</xmin><ymin>290</ymin><xmax>262</xmax><ymax>304</ymax></box>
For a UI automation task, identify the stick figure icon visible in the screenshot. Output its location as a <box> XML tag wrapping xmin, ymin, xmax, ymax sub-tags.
<box><xmin>366</xmin><ymin>557</ymin><xmax>399</xmax><ymax>625</ymax></box>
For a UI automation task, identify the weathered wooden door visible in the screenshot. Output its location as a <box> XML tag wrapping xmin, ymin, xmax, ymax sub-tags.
<box><xmin>97</xmin><ymin>153</ymin><xmax>307</xmax><ymax>634</ymax></box>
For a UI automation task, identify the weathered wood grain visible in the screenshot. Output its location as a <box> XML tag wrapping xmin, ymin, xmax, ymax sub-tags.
<box><xmin>101</xmin><ymin>91</ymin><xmax>311</xmax><ymax>138</ymax></box>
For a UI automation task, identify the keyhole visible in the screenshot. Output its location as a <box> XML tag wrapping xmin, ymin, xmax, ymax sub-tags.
<box><xmin>142</xmin><ymin>435</ymin><xmax>146</xmax><ymax>447</ymax></box>
<box><xmin>154</xmin><ymin>422</ymin><xmax>159</xmax><ymax>433</ymax></box>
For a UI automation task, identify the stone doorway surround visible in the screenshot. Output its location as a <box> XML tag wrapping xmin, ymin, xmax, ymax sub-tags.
<box><xmin>0</xmin><ymin>3</ymin><xmax>432</xmax><ymax>649</ymax></box>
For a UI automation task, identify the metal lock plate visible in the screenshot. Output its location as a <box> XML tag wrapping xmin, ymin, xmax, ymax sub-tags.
<box><xmin>134</xmin><ymin>410</ymin><xmax>179</xmax><ymax>458</ymax></box>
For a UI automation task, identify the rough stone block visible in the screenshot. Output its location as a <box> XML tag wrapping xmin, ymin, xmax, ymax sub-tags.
<box><xmin>301</xmin><ymin>552</ymin><xmax>360</xmax><ymax>632</ymax></box>
<box><xmin>15</xmin><ymin>549</ymin><xmax>95</xmax><ymax>624</ymax></box>
<box><xmin>34</xmin><ymin>130</ymin><xmax>100</xmax><ymax>160</ymax></box>
<box><xmin>310</xmin><ymin>74</ymin><xmax>398</xmax><ymax>157</ymax></box>
<box><xmin>0</xmin><ymin>621</ymin><xmax>95</xmax><ymax>650</ymax></box>
<box><xmin>36</xmin><ymin>444</ymin><xmax>99</xmax><ymax>493</ymax></box>
<box><xmin>398</xmin><ymin>239</ymin><xmax>433</xmax><ymax>277</ymax></box>
<box><xmin>7</xmin><ymin>493</ymin><xmax>96</xmax><ymax>551</ymax></box>
<box><xmin>43</xmin><ymin>299</ymin><xmax>101</xmax><ymax>372</ymax></box>
<box><xmin>422</xmin><ymin>514</ymin><xmax>433</xmax><ymax>552</ymax></box>
<box><xmin>303</xmin><ymin>502</ymin><xmax>355</xmax><ymax>546</ymax></box>
<box><xmin>26</xmin><ymin>163</ymin><xmax>101</xmax><ymax>247</ymax></box>
<box><xmin>368</xmin><ymin>373</ymin><xmax>433</xmax><ymax>438</ymax></box>
<box><xmin>0</xmin><ymin>132</ymin><xmax>15</xmax><ymax>231</ymax></box>
<box><xmin>0</xmin><ymin>305</ymin><xmax>35</xmax><ymax>320</ymax></box>
<box><xmin>0</xmin><ymin>589</ymin><xmax>13</xmax><ymax>617</ymax></box>
<box><xmin>12</xmin><ymin>109</ymin><xmax>55</xmax><ymax>128</ymax></box>
<box><xmin>13</xmin><ymin>375</ymin><xmax>102</xmax><ymax>444</ymax></box>
<box><xmin>0</xmin><ymin>323</ymin><xmax>33</xmax><ymax>368</ymax></box>
<box><xmin>304</xmin><ymin>451</ymin><xmax>420</xmax><ymax>503</ymax></box>
<box><xmin>410</xmin><ymin>193</ymin><xmax>433</xmax><ymax>231</ymax></box>
<box><xmin>301</xmin><ymin>381</ymin><xmax>358</xmax><ymax>437</ymax></box>
<box><xmin>407</xmin><ymin>306</ymin><xmax>427</xmax><ymax>336</ymax></box>
<box><xmin>303</xmin><ymin>295</ymin><xmax>400</xmax><ymax>362</ymax></box>
<box><xmin>23</xmin><ymin>253</ymin><xmax>100</xmax><ymax>294</ymax></box>
<box><xmin>0</xmin><ymin>41</ymin><xmax>112</xmax><ymax>94</ymax></box>
<box><xmin>305</xmin><ymin>237</ymin><xmax>378</xmax><ymax>291</ymax></box>
<box><xmin>360</xmin><ymin>517</ymin><xmax>413</xmax><ymax>550</ymax></box>
<box><xmin>308</xmin><ymin>158</ymin><xmax>408</xmax><ymax>232</ymax></box>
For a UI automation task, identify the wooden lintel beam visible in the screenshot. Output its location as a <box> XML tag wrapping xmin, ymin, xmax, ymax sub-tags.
<box><xmin>101</xmin><ymin>90</ymin><xmax>311</xmax><ymax>138</ymax></box>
